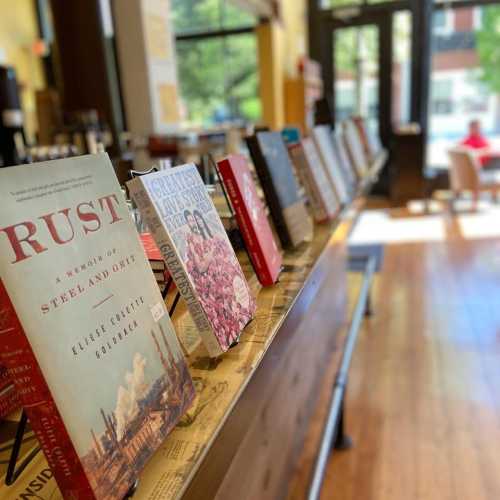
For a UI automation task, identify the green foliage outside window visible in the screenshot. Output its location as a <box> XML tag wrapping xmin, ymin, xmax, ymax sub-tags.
<box><xmin>172</xmin><ymin>0</ymin><xmax>260</xmax><ymax>126</ymax></box>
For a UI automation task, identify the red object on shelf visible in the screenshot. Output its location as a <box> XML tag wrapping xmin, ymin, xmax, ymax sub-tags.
<box><xmin>218</xmin><ymin>154</ymin><xmax>282</xmax><ymax>286</ymax></box>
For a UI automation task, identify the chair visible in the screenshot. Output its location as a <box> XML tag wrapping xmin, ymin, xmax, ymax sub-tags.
<box><xmin>447</xmin><ymin>148</ymin><xmax>500</xmax><ymax>210</ymax></box>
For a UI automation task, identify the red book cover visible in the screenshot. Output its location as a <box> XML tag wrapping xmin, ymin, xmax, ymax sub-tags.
<box><xmin>0</xmin><ymin>363</ymin><xmax>20</xmax><ymax>418</ymax></box>
<box><xmin>218</xmin><ymin>154</ymin><xmax>282</xmax><ymax>286</ymax></box>
<box><xmin>0</xmin><ymin>154</ymin><xmax>195</xmax><ymax>499</ymax></box>
<box><xmin>140</xmin><ymin>232</ymin><xmax>163</xmax><ymax>262</ymax></box>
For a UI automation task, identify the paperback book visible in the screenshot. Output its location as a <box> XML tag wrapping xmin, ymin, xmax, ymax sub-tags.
<box><xmin>128</xmin><ymin>164</ymin><xmax>256</xmax><ymax>358</ymax></box>
<box><xmin>218</xmin><ymin>154</ymin><xmax>282</xmax><ymax>286</ymax></box>
<box><xmin>288</xmin><ymin>140</ymin><xmax>340</xmax><ymax>223</ymax></box>
<box><xmin>0</xmin><ymin>154</ymin><xmax>195</xmax><ymax>500</ymax></box>
<box><xmin>312</xmin><ymin>125</ymin><xmax>351</xmax><ymax>204</ymax></box>
<box><xmin>246</xmin><ymin>131</ymin><xmax>311</xmax><ymax>248</ymax></box>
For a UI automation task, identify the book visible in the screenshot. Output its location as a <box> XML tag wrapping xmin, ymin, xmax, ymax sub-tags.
<box><xmin>288</xmin><ymin>139</ymin><xmax>340</xmax><ymax>223</ymax></box>
<box><xmin>246</xmin><ymin>131</ymin><xmax>311</xmax><ymax>248</ymax></box>
<box><xmin>343</xmin><ymin>119</ymin><xmax>369</xmax><ymax>178</ymax></box>
<box><xmin>127</xmin><ymin>164</ymin><xmax>256</xmax><ymax>357</ymax></box>
<box><xmin>331</xmin><ymin>130</ymin><xmax>358</xmax><ymax>189</ymax></box>
<box><xmin>0</xmin><ymin>364</ymin><xmax>19</xmax><ymax>418</ymax></box>
<box><xmin>217</xmin><ymin>154</ymin><xmax>282</xmax><ymax>286</ymax></box>
<box><xmin>140</xmin><ymin>233</ymin><xmax>170</xmax><ymax>286</ymax></box>
<box><xmin>351</xmin><ymin>116</ymin><xmax>381</xmax><ymax>162</ymax></box>
<box><xmin>0</xmin><ymin>154</ymin><xmax>195</xmax><ymax>500</ymax></box>
<box><xmin>311</xmin><ymin>125</ymin><xmax>351</xmax><ymax>204</ymax></box>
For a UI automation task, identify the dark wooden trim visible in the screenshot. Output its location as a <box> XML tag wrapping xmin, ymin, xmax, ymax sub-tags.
<box><xmin>176</xmin><ymin>25</ymin><xmax>255</xmax><ymax>41</ymax></box>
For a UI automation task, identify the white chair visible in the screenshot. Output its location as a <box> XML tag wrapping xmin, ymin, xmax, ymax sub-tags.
<box><xmin>447</xmin><ymin>148</ymin><xmax>500</xmax><ymax>211</ymax></box>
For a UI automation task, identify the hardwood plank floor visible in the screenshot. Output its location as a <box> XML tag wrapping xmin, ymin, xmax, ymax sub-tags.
<box><xmin>321</xmin><ymin>209</ymin><xmax>500</xmax><ymax>500</ymax></box>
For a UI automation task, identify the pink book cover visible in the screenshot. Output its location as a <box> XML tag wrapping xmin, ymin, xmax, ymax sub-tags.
<box><xmin>218</xmin><ymin>154</ymin><xmax>282</xmax><ymax>286</ymax></box>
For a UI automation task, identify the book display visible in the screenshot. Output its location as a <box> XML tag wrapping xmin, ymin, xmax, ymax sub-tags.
<box><xmin>0</xmin><ymin>154</ymin><xmax>195</xmax><ymax>499</ymax></box>
<box><xmin>312</xmin><ymin>125</ymin><xmax>352</xmax><ymax>204</ymax></box>
<box><xmin>246</xmin><ymin>131</ymin><xmax>311</xmax><ymax>249</ymax></box>
<box><xmin>217</xmin><ymin>154</ymin><xmax>282</xmax><ymax>286</ymax></box>
<box><xmin>128</xmin><ymin>164</ymin><xmax>257</xmax><ymax>357</ymax></box>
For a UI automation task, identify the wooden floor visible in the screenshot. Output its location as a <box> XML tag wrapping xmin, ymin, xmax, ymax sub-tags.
<box><xmin>321</xmin><ymin>208</ymin><xmax>500</xmax><ymax>500</ymax></box>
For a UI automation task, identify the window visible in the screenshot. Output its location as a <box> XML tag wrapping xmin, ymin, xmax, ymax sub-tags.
<box><xmin>431</xmin><ymin>80</ymin><xmax>453</xmax><ymax>115</ymax></box>
<box><xmin>433</xmin><ymin>9</ymin><xmax>453</xmax><ymax>35</ymax></box>
<box><xmin>172</xmin><ymin>0</ymin><xmax>261</xmax><ymax>126</ymax></box>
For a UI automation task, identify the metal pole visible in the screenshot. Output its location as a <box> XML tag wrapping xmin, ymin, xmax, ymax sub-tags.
<box><xmin>307</xmin><ymin>255</ymin><xmax>377</xmax><ymax>500</ymax></box>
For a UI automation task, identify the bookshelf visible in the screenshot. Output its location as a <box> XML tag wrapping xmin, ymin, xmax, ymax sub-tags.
<box><xmin>0</xmin><ymin>151</ymin><xmax>385</xmax><ymax>499</ymax></box>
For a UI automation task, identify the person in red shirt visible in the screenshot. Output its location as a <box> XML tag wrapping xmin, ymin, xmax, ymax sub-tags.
<box><xmin>460</xmin><ymin>119</ymin><xmax>491</xmax><ymax>167</ymax></box>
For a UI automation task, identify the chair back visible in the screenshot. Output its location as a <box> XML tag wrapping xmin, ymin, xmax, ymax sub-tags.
<box><xmin>447</xmin><ymin>148</ymin><xmax>480</xmax><ymax>192</ymax></box>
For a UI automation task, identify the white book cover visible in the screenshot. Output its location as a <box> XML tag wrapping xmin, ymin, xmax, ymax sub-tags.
<box><xmin>0</xmin><ymin>154</ymin><xmax>194</xmax><ymax>499</ymax></box>
<box><xmin>312</xmin><ymin>125</ymin><xmax>351</xmax><ymax>204</ymax></box>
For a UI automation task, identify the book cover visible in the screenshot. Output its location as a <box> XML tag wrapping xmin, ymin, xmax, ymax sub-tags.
<box><xmin>311</xmin><ymin>125</ymin><xmax>351</xmax><ymax>204</ymax></box>
<box><xmin>0</xmin><ymin>154</ymin><xmax>195</xmax><ymax>500</ymax></box>
<box><xmin>0</xmin><ymin>364</ymin><xmax>19</xmax><ymax>418</ymax></box>
<box><xmin>217</xmin><ymin>154</ymin><xmax>282</xmax><ymax>286</ymax></box>
<box><xmin>289</xmin><ymin>139</ymin><xmax>340</xmax><ymax>223</ymax></box>
<box><xmin>331</xmin><ymin>130</ymin><xmax>358</xmax><ymax>189</ymax></box>
<box><xmin>246</xmin><ymin>131</ymin><xmax>311</xmax><ymax>248</ymax></box>
<box><xmin>128</xmin><ymin>164</ymin><xmax>256</xmax><ymax>357</ymax></box>
<box><xmin>343</xmin><ymin>120</ymin><xmax>369</xmax><ymax>178</ymax></box>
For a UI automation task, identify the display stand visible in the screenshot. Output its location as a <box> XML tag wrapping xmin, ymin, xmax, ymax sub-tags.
<box><xmin>4</xmin><ymin>411</ymin><xmax>139</xmax><ymax>499</ymax></box>
<box><xmin>4</xmin><ymin>411</ymin><xmax>40</xmax><ymax>486</ymax></box>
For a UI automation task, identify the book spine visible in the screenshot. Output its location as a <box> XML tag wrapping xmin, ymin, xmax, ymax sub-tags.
<box><xmin>246</xmin><ymin>136</ymin><xmax>293</xmax><ymax>248</ymax></box>
<box><xmin>128</xmin><ymin>180</ymin><xmax>223</xmax><ymax>357</ymax></box>
<box><xmin>0</xmin><ymin>280</ymin><xmax>96</xmax><ymax>499</ymax></box>
<box><xmin>218</xmin><ymin>162</ymin><xmax>273</xmax><ymax>286</ymax></box>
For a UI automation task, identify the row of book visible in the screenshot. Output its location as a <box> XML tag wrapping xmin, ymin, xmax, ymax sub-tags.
<box><xmin>0</xmin><ymin>117</ymin><xmax>380</xmax><ymax>499</ymax></box>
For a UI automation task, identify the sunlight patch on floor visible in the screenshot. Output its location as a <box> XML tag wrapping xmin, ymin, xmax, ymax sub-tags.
<box><xmin>349</xmin><ymin>210</ymin><xmax>446</xmax><ymax>245</ymax></box>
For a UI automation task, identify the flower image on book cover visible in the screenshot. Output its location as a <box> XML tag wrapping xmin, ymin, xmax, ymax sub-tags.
<box><xmin>0</xmin><ymin>154</ymin><xmax>195</xmax><ymax>500</ymax></box>
<box><xmin>128</xmin><ymin>164</ymin><xmax>256</xmax><ymax>357</ymax></box>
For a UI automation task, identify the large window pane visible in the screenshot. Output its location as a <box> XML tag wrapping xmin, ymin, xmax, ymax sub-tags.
<box><xmin>177</xmin><ymin>34</ymin><xmax>260</xmax><ymax>126</ymax></box>
<box><xmin>334</xmin><ymin>26</ymin><xmax>379</xmax><ymax>134</ymax></box>
<box><xmin>427</xmin><ymin>5</ymin><xmax>500</xmax><ymax>170</ymax></box>
<box><xmin>392</xmin><ymin>10</ymin><xmax>412</xmax><ymax>126</ymax></box>
<box><xmin>172</xmin><ymin>0</ymin><xmax>255</xmax><ymax>35</ymax></box>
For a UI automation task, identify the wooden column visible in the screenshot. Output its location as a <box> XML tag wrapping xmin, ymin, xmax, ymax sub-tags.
<box><xmin>256</xmin><ymin>20</ymin><xmax>285</xmax><ymax>130</ymax></box>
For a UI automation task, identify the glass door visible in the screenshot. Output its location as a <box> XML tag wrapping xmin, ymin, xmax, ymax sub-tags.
<box><xmin>333</xmin><ymin>25</ymin><xmax>380</xmax><ymax>138</ymax></box>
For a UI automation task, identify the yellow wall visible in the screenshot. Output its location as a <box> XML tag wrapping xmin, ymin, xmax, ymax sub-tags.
<box><xmin>257</xmin><ymin>0</ymin><xmax>308</xmax><ymax>129</ymax></box>
<box><xmin>0</xmin><ymin>0</ymin><xmax>45</xmax><ymax>142</ymax></box>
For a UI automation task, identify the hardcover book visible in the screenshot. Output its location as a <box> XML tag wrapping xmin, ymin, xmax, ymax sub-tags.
<box><xmin>217</xmin><ymin>154</ymin><xmax>282</xmax><ymax>286</ymax></box>
<box><xmin>343</xmin><ymin>119</ymin><xmax>369</xmax><ymax>178</ymax></box>
<box><xmin>288</xmin><ymin>140</ymin><xmax>340</xmax><ymax>223</ymax></box>
<box><xmin>312</xmin><ymin>125</ymin><xmax>351</xmax><ymax>204</ymax></box>
<box><xmin>0</xmin><ymin>154</ymin><xmax>195</xmax><ymax>500</ymax></box>
<box><xmin>127</xmin><ymin>164</ymin><xmax>256</xmax><ymax>358</ymax></box>
<box><xmin>246</xmin><ymin>131</ymin><xmax>311</xmax><ymax>248</ymax></box>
